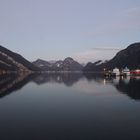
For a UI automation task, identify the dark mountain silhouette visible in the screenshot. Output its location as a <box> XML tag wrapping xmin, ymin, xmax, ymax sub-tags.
<box><xmin>83</xmin><ymin>43</ymin><xmax>140</xmax><ymax>71</ymax></box>
<box><xmin>0</xmin><ymin>45</ymin><xmax>40</xmax><ymax>72</ymax></box>
<box><xmin>33</xmin><ymin>57</ymin><xmax>83</xmax><ymax>71</ymax></box>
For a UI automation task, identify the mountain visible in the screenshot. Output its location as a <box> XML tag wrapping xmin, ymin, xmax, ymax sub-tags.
<box><xmin>33</xmin><ymin>57</ymin><xmax>83</xmax><ymax>71</ymax></box>
<box><xmin>83</xmin><ymin>43</ymin><xmax>140</xmax><ymax>72</ymax></box>
<box><xmin>32</xmin><ymin>59</ymin><xmax>52</xmax><ymax>71</ymax></box>
<box><xmin>0</xmin><ymin>45</ymin><xmax>40</xmax><ymax>72</ymax></box>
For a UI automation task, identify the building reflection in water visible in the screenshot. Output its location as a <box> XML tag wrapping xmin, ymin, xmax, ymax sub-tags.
<box><xmin>115</xmin><ymin>76</ymin><xmax>140</xmax><ymax>100</ymax></box>
<box><xmin>84</xmin><ymin>73</ymin><xmax>140</xmax><ymax>100</ymax></box>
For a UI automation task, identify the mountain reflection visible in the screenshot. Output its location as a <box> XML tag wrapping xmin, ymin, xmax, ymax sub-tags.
<box><xmin>105</xmin><ymin>76</ymin><xmax>140</xmax><ymax>100</ymax></box>
<box><xmin>32</xmin><ymin>72</ymin><xmax>84</xmax><ymax>86</ymax></box>
<box><xmin>114</xmin><ymin>77</ymin><xmax>140</xmax><ymax>100</ymax></box>
<box><xmin>0</xmin><ymin>72</ymin><xmax>140</xmax><ymax>100</ymax></box>
<box><xmin>0</xmin><ymin>73</ymin><xmax>84</xmax><ymax>98</ymax></box>
<box><xmin>84</xmin><ymin>73</ymin><xmax>140</xmax><ymax>100</ymax></box>
<box><xmin>0</xmin><ymin>73</ymin><xmax>33</xmax><ymax>98</ymax></box>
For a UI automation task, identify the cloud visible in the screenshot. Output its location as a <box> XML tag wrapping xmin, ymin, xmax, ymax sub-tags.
<box><xmin>72</xmin><ymin>47</ymin><xmax>120</xmax><ymax>63</ymax></box>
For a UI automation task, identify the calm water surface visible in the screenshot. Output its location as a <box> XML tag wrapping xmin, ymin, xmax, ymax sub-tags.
<box><xmin>0</xmin><ymin>73</ymin><xmax>140</xmax><ymax>140</ymax></box>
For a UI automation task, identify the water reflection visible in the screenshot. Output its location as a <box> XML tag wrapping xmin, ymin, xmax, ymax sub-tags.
<box><xmin>0</xmin><ymin>73</ymin><xmax>33</xmax><ymax>98</ymax></box>
<box><xmin>115</xmin><ymin>77</ymin><xmax>140</xmax><ymax>100</ymax></box>
<box><xmin>0</xmin><ymin>73</ymin><xmax>140</xmax><ymax>100</ymax></box>
<box><xmin>84</xmin><ymin>73</ymin><xmax>140</xmax><ymax>100</ymax></box>
<box><xmin>0</xmin><ymin>73</ymin><xmax>140</xmax><ymax>140</ymax></box>
<box><xmin>102</xmin><ymin>76</ymin><xmax>140</xmax><ymax>100</ymax></box>
<box><xmin>32</xmin><ymin>72</ymin><xmax>84</xmax><ymax>86</ymax></box>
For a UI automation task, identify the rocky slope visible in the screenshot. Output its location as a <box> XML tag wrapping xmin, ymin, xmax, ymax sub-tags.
<box><xmin>0</xmin><ymin>45</ymin><xmax>40</xmax><ymax>72</ymax></box>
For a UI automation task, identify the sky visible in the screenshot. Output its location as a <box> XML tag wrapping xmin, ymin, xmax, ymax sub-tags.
<box><xmin>0</xmin><ymin>0</ymin><xmax>140</xmax><ymax>63</ymax></box>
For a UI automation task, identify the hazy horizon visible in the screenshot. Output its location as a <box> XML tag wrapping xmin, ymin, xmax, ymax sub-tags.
<box><xmin>0</xmin><ymin>0</ymin><xmax>140</xmax><ymax>63</ymax></box>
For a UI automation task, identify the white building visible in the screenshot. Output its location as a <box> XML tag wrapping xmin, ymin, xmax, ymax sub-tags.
<box><xmin>112</xmin><ymin>68</ymin><xmax>120</xmax><ymax>76</ymax></box>
<box><xmin>122</xmin><ymin>67</ymin><xmax>130</xmax><ymax>76</ymax></box>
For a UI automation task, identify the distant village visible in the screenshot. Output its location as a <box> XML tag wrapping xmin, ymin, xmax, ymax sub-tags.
<box><xmin>104</xmin><ymin>67</ymin><xmax>140</xmax><ymax>77</ymax></box>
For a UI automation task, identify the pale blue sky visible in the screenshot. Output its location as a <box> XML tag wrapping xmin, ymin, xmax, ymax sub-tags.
<box><xmin>0</xmin><ymin>0</ymin><xmax>140</xmax><ymax>63</ymax></box>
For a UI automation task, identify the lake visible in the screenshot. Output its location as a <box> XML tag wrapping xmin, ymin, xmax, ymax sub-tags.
<box><xmin>0</xmin><ymin>73</ymin><xmax>140</xmax><ymax>140</ymax></box>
